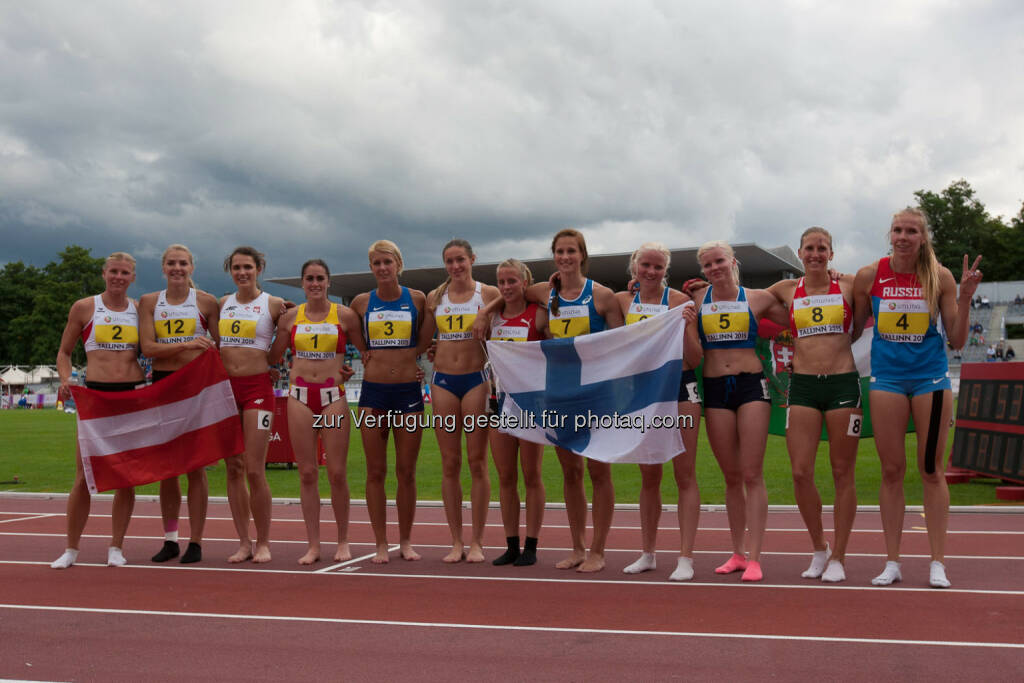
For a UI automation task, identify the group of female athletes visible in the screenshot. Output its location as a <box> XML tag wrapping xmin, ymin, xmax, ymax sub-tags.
<box><xmin>51</xmin><ymin>207</ymin><xmax>983</xmax><ymax>588</ymax></box>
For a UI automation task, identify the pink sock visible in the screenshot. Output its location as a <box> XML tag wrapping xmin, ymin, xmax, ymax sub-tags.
<box><xmin>715</xmin><ymin>553</ymin><xmax>748</xmax><ymax>574</ymax></box>
<box><xmin>741</xmin><ymin>561</ymin><xmax>763</xmax><ymax>582</ymax></box>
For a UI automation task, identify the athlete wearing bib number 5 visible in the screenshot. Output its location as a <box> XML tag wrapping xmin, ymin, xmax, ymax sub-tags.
<box><xmin>420</xmin><ymin>240</ymin><xmax>501</xmax><ymax>564</ymax></box>
<box><xmin>616</xmin><ymin>243</ymin><xmax>704</xmax><ymax>582</ymax></box>
<box><xmin>218</xmin><ymin>246</ymin><xmax>285</xmax><ymax>565</ymax></box>
<box><xmin>853</xmin><ymin>208</ymin><xmax>981</xmax><ymax>589</ymax></box>
<box><xmin>763</xmin><ymin>228</ymin><xmax>861</xmax><ymax>583</ymax></box>
<box><xmin>138</xmin><ymin>244</ymin><xmax>220</xmax><ymax>565</ymax></box>
<box><xmin>693</xmin><ymin>241</ymin><xmax>787</xmax><ymax>582</ymax></box>
<box><xmin>51</xmin><ymin>252</ymin><xmax>144</xmax><ymax>570</ymax></box>
<box><xmin>270</xmin><ymin>259</ymin><xmax>366</xmax><ymax>566</ymax></box>
<box><xmin>349</xmin><ymin>240</ymin><xmax>430</xmax><ymax>565</ymax></box>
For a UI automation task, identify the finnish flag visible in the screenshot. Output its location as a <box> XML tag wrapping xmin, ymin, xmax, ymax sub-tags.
<box><xmin>487</xmin><ymin>308</ymin><xmax>686</xmax><ymax>464</ymax></box>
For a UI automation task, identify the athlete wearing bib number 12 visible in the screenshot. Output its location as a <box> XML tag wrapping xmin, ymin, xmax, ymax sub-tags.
<box><xmin>138</xmin><ymin>244</ymin><xmax>220</xmax><ymax>565</ymax></box>
<box><xmin>421</xmin><ymin>239</ymin><xmax>500</xmax><ymax>563</ymax></box>
<box><xmin>270</xmin><ymin>259</ymin><xmax>366</xmax><ymax>565</ymax></box>
<box><xmin>51</xmin><ymin>252</ymin><xmax>144</xmax><ymax>570</ymax></box>
<box><xmin>218</xmin><ymin>246</ymin><xmax>285</xmax><ymax>564</ymax></box>
<box><xmin>853</xmin><ymin>208</ymin><xmax>981</xmax><ymax>589</ymax></box>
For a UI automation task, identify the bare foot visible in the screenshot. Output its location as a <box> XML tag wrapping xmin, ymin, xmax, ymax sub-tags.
<box><xmin>577</xmin><ymin>552</ymin><xmax>605</xmax><ymax>573</ymax></box>
<box><xmin>371</xmin><ymin>544</ymin><xmax>390</xmax><ymax>564</ymax></box>
<box><xmin>227</xmin><ymin>543</ymin><xmax>253</xmax><ymax>564</ymax></box>
<box><xmin>334</xmin><ymin>542</ymin><xmax>352</xmax><ymax>562</ymax></box>
<box><xmin>298</xmin><ymin>548</ymin><xmax>320</xmax><ymax>565</ymax></box>
<box><xmin>555</xmin><ymin>551</ymin><xmax>586</xmax><ymax>570</ymax></box>
<box><xmin>252</xmin><ymin>543</ymin><xmax>272</xmax><ymax>564</ymax></box>
<box><xmin>465</xmin><ymin>543</ymin><xmax>485</xmax><ymax>563</ymax></box>
<box><xmin>399</xmin><ymin>542</ymin><xmax>421</xmax><ymax>561</ymax></box>
<box><xmin>443</xmin><ymin>543</ymin><xmax>465</xmax><ymax>563</ymax></box>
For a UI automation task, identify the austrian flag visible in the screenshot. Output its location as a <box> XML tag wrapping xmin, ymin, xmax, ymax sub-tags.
<box><xmin>71</xmin><ymin>349</ymin><xmax>243</xmax><ymax>493</ymax></box>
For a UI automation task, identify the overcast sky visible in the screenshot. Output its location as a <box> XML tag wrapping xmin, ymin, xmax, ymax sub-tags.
<box><xmin>2</xmin><ymin>1</ymin><xmax>1022</xmax><ymax>298</ymax></box>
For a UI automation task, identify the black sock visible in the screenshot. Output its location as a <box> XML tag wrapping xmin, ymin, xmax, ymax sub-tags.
<box><xmin>180</xmin><ymin>542</ymin><xmax>202</xmax><ymax>564</ymax></box>
<box><xmin>514</xmin><ymin>537</ymin><xmax>538</xmax><ymax>566</ymax></box>
<box><xmin>492</xmin><ymin>536</ymin><xmax>520</xmax><ymax>566</ymax></box>
<box><xmin>151</xmin><ymin>540</ymin><xmax>179</xmax><ymax>562</ymax></box>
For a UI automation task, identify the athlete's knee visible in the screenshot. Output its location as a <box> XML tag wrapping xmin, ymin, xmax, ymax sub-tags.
<box><xmin>328</xmin><ymin>469</ymin><xmax>349</xmax><ymax>492</ymax></box>
<box><xmin>298</xmin><ymin>466</ymin><xmax>319</xmax><ymax>488</ymax></box>
<box><xmin>225</xmin><ymin>456</ymin><xmax>245</xmax><ymax>480</ymax></box>
<box><xmin>790</xmin><ymin>462</ymin><xmax>815</xmax><ymax>487</ymax></box>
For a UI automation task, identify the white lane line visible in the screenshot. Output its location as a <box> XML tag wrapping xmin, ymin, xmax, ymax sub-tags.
<box><xmin>3</xmin><ymin>560</ymin><xmax>1024</xmax><ymax>596</ymax></box>
<box><xmin>0</xmin><ymin>514</ymin><xmax>57</xmax><ymax>524</ymax></box>
<box><xmin>0</xmin><ymin>603</ymin><xmax>1021</xmax><ymax>649</ymax></box>
<box><xmin>314</xmin><ymin>546</ymin><xmax>398</xmax><ymax>573</ymax></box>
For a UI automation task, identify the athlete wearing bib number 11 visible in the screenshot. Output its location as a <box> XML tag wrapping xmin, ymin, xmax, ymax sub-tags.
<box><xmin>853</xmin><ymin>208</ymin><xmax>981</xmax><ymax>589</ymax></box>
<box><xmin>218</xmin><ymin>246</ymin><xmax>285</xmax><ymax>564</ymax></box>
<box><xmin>421</xmin><ymin>240</ymin><xmax>500</xmax><ymax>563</ymax></box>
<box><xmin>138</xmin><ymin>244</ymin><xmax>220</xmax><ymax>565</ymax></box>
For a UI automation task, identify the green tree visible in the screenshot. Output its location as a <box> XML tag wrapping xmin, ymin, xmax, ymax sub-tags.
<box><xmin>0</xmin><ymin>261</ymin><xmax>42</xmax><ymax>363</ymax></box>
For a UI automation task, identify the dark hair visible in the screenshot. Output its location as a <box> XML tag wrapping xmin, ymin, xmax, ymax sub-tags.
<box><xmin>224</xmin><ymin>245</ymin><xmax>266</xmax><ymax>273</ymax></box>
<box><xmin>549</xmin><ymin>229</ymin><xmax>588</xmax><ymax>316</ymax></box>
<box><xmin>301</xmin><ymin>259</ymin><xmax>331</xmax><ymax>292</ymax></box>
<box><xmin>437</xmin><ymin>239</ymin><xmax>475</xmax><ymax>300</ymax></box>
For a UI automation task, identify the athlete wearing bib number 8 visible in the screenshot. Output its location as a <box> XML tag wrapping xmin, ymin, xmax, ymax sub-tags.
<box><xmin>616</xmin><ymin>243</ymin><xmax>704</xmax><ymax>582</ymax></box>
<box><xmin>218</xmin><ymin>246</ymin><xmax>285</xmax><ymax>565</ymax></box>
<box><xmin>270</xmin><ymin>259</ymin><xmax>366</xmax><ymax>566</ymax></box>
<box><xmin>853</xmin><ymin>208</ymin><xmax>981</xmax><ymax>589</ymax></box>
<box><xmin>421</xmin><ymin>239</ymin><xmax>500</xmax><ymax>564</ymax></box>
<box><xmin>139</xmin><ymin>244</ymin><xmax>220</xmax><ymax>565</ymax></box>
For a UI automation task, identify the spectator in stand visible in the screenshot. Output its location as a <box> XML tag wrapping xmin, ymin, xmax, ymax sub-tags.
<box><xmin>987</xmin><ymin>344</ymin><xmax>996</xmax><ymax>361</ymax></box>
<box><xmin>1014</xmin><ymin>294</ymin><xmax>1022</xmax><ymax>306</ymax></box>
<box><xmin>996</xmin><ymin>342</ymin><xmax>1005</xmax><ymax>359</ymax></box>
<box><xmin>1006</xmin><ymin>346</ymin><xmax>1016</xmax><ymax>361</ymax></box>
<box><xmin>981</xmin><ymin>295</ymin><xmax>991</xmax><ymax>308</ymax></box>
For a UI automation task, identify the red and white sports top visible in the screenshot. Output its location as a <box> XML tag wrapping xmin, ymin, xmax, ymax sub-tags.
<box><xmin>490</xmin><ymin>303</ymin><xmax>543</xmax><ymax>342</ymax></box>
<box><xmin>219</xmin><ymin>291</ymin><xmax>274</xmax><ymax>351</ymax></box>
<box><xmin>82</xmin><ymin>295</ymin><xmax>139</xmax><ymax>352</ymax></box>
<box><xmin>154</xmin><ymin>288</ymin><xmax>208</xmax><ymax>344</ymax></box>
<box><xmin>788</xmin><ymin>277</ymin><xmax>852</xmax><ymax>338</ymax></box>
<box><xmin>290</xmin><ymin>303</ymin><xmax>346</xmax><ymax>360</ymax></box>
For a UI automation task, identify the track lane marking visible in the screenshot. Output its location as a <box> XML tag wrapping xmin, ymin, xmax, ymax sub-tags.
<box><xmin>314</xmin><ymin>545</ymin><xmax>398</xmax><ymax>573</ymax></box>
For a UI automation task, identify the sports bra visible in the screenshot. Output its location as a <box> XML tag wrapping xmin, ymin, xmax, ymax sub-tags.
<box><xmin>365</xmin><ymin>287</ymin><xmax>418</xmax><ymax>349</ymax></box>
<box><xmin>153</xmin><ymin>288</ymin><xmax>207</xmax><ymax>344</ymax></box>
<box><xmin>82</xmin><ymin>295</ymin><xmax>139</xmax><ymax>352</ymax></box>
<box><xmin>491</xmin><ymin>303</ymin><xmax>543</xmax><ymax>342</ymax></box>
<box><xmin>789</xmin><ymin>277</ymin><xmax>852</xmax><ymax>338</ymax></box>
<box><xmin>548</xmin><ymin>279</ymin><xmax>606</xmax><ymax>339</ymax></box>
<box><xmin>435</xmin><ymin>282</ymin><xmax>484</xmax><ymax>342</ymax></box>
<box><xmin>697</xmin><ymin>286</ymin><xmax>757</xmax><ymax>350</ymax></box>
<box><xmin>290</xmin><ymin>303</ymin><xmax>346</xmax><ymax>360</ymax></box>
<box><xmin>219</xmin><ymin>291</ymin><xmax>274</xmax><ymax>351</ymax></box>
<box><xmin>625</xmin><ymin>288</ymin><xmax>669</xmax><ymax>326</ymax></box>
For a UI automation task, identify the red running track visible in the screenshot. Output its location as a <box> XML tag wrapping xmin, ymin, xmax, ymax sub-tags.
<box><xmin>1</xmin><ymin>494</ymin><xmax>1022</xmax><ymax>681</ymax></box>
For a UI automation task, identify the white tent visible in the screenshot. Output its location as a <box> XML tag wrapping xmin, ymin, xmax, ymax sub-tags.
<box><xmin>0</xmin><ymin>367</ymin><xmax>30</xmax><ymax>385</ymax></box>
<box><xmin>27</xmin><ymin>366</ymin><xmax>60</xmax><ymax>383</ymax></box>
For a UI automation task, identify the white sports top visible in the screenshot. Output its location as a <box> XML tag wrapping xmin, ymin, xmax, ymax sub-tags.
<box><xmin>82</xmin><ymin>295</ymin><xmax>139</xmax><ymax>352</ymax></box>
<box><xmin>219</xmin><ymin>291</ymin><xmax>274</xmax><ymax>351</ymax></box>
<box><xmin>435</xmin><ymin>282</ymin><xmax>484</xmax><ymax>341</ymax></box>
<box><xmin>153</xmin><ymin>288</ymin><xmax>207</xmax><ymax>344</ymax></box>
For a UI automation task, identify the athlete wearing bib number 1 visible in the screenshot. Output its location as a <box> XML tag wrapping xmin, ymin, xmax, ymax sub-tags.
<box><xmin>138</xmin><ymin>244</ymin><xmax>220</xmax><ymax>565</ymax></box>
<box><xmin>616</xmin><ymin>243</ymin><xmax>703</xmax><ymax>582</ymax></box>
<box><xmin>218</xmin><ymin>246</ymin><xmax>285</xmax><ymax>564</ymax></box>
<box><xmin>51</xmin><ymin>252</ymin><xmax>144</xmax><ymax>570</ymax></box>
<box><xmin>421</xmin><ymin>239</ymin><xmax>501</xmax><ymax>563</ymax></box>
<box><xmin>853</xmin><ymin>208</ymin><xmax>981</xmax><ymax>589</ymax></box>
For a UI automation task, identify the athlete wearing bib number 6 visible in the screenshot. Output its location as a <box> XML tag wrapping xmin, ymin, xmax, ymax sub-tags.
<box><xmin>421</xmin><ymin>239</ymin><xmax>501</xmax><ymax>563</ymax></box>
<box><xmin>218</xmin><ymin>246</ymin><xmax>285</xmax><ymax>565</ymax></box>
<box><xmin>138</xmin><ymin>244</ymin><xmax>220</xmax><ymax>565</ymax></box>
<box><xmin>853</xmin><ymin>208</ymin><xmax>981</xmax><ymax>589</ymax></box>
<box><xmin>763</xmin><ymin>228</ymin><xmax>861</xmax><ymax>583</ymax></box>
<box><xmin>616</xmin><ymin>243</ymin><xmax>704</xmax><ymax>582</ymax></box>
<box><xmin>270</xmin><ymin>259</ymin><xmax>366</xmax><ymax>566</ymax></box>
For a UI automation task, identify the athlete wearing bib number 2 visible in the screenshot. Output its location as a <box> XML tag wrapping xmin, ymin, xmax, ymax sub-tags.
<box><xmin>218</xmin><ymin>247</ymin><xmax>285</xmax><ymax>565</ymax></box>
<box><xmin>422</xmin><ymin>239</ymin><xmax>500</xmax><ymax>564</ymax></box>
<box><xmin>853</xmin><ymin>209</ymin><xmax>981</xmax><ymax>589</ymax></box>
<box><xmin>138</xmin><ymin>244</ymin><xmax>220</xmax><ymax>565</ymax></box>
<box><xmin>616</xmin><ymin>243</ymin><xmax>704</xmax><ymax>582</ymax></box>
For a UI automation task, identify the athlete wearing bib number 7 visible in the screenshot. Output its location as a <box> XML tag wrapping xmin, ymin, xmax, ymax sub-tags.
<box><xmin>421</xmin><ymin>239</ymin><xmax>501</xmax><ymax>564</ymax></box>
<box><xmin>138</xmin><ymin>244</ymin><xmax>220</xmax><ymax>566</ymax></box>
<box><xmin>218</xmin><ymin>246</ymin><xmax>286</xmax><ymax>565</ymax></box>
<box><xmin>853</xmin><ymin>208</ymin><xmax>982</xmax><ymax>589</ymax></box>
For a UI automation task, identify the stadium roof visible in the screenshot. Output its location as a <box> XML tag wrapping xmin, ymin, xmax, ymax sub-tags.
<box><xmin>268</xmin><ymin>243</ymin><xmax>803</xmax><ymax>302</ymax></box>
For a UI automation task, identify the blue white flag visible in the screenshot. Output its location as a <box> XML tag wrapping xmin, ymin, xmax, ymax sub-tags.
<box><xmin>487</xmin><ymin>308</ymin><xmax>685</xmax><ymax>464</ymax></box>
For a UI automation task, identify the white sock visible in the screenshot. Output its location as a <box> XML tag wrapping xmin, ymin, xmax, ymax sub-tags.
<box><xmin>165</xmin><ymin>530</ymin><xmax>179</xmax><ymax>542</ymax></box>
<box><xmin>107</xmin><ymin>546</ymin><xmax>127</xmax><ymax>567</ymax></box>
<box><xmin>623</xmin><ymin>552</ymin><xmax>657</xmax><ymax>574</ymax></box>
<box><xmin>872</xmin><ymin>560</ymin><xmax>902</xmax><ymax>586</ymax></box>
<box><xmin>669</xmin><ymin>556</ymin><xmax>694</xmax><ymax>582</ymax></box>
<box><xmin>801</xmin><ymin>544</ymin><xmax>831</xmax><ymax>579</ymax></box>
<box><xmin>51</xmin><ymin>548</ymin><xmax>79</xmax><ymax>570</ymax></box>
<box><xmin>929</xmin><ymin>561</ymin><xmax>951</xmax><ymax>588</ymax></box>
<box><xmin>821</xmin><ymin>559</ymin><xmax>846</xmax><ymax>583</ymax></box>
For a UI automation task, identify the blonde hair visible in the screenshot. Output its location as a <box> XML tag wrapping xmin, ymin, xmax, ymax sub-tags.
<box><xmin>550</xmin><ymin>229</ymin><xmax>589</xmax><ymax>316</ymax></box>
<box><xmin>162</xmin><ymin>243</ymin><xmax>197</xmax><ymax>290</ymax></box>
<box><xmin>104</xmin><ymin>252</ymin><xmax>136</xmax><ymax>271</ymax></box>
<box><xmin>368</xmin><ymin>240</ymin><xmax>404</xmax><ymax>275</ymax></box>
<box><xmin>891</xmin><ymin>208</ymin><xmax>941</xmax><ymax>317</ymax></box>
<box><xmin>436</xmin><ymin>239</ymin><xmax>474</xmax><ymax>300</ymax></box>
<box><xmin>628</xmin><ymin>242</ymin><xmax>671</xmax><ymax>284</ymax></box>
<box><xmin>496</xmin><ymin>258</ymin><xmax>533</xmax><ymax>288</ymax></box>
<box><xmin>696</xmin><ymin>240</ymin><xmax>740</xmax><ymax>284</ymax></box>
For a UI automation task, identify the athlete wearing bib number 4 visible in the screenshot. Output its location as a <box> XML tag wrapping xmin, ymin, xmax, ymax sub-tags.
<box><xmin>853</xmin><ymin>208</ymin><xmax>981</xmax><ymax>589</ymax></box>
<box><xmin>270</xmin><ymin>259</ymin><xmax>366</xmax><ymax>566</ymax></box>
<box><xmin>763</xmin><ymin>228</ymin><xmax>861</xmax><ymax>583</ymax></box>
<box><xmin>421</xmin><ymin>239</ymin><xmax>501</xmax><ymax>564</ymax></box>
<box><xmin>218</xmin><ymin>247</ymin><xmax>285</xmax><ymax>565</ymax></box>
<box><xmin>51</xmin><ymin>252</ymin><xmax>144</xmax><ymax>570</ymax></box>
<box><xmin>616</xmin><ymin>243</ymin><xmax>704</xmax><ymax>582</ymax></box>
<box><xmin>139</xmin><ymin>244</ymin><xmax>220</xmax><ymax>565</ymax></box>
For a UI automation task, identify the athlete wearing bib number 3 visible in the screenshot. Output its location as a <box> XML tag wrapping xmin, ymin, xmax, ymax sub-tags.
<box><xmin>853</xmin><ymin>208</ymin><xmax>981</xmax><ymax>589</ymax></box>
